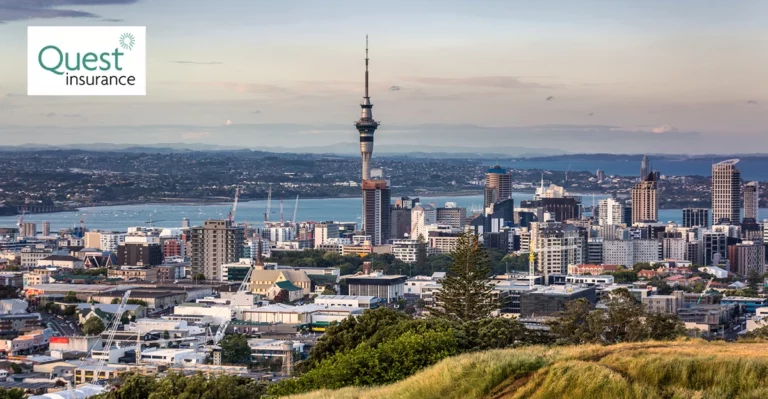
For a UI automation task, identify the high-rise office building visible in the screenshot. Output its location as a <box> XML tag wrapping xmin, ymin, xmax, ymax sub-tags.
<box><xmin>41</xmin><ymin>221</ymin><xmax>50</xmax><ymax>236</ymax></box>
<box><xmin>117</xmin><ymin>242</ymin><xmax>163</xmax><ymax>267</ymax></box>
<box><xmin>436</xmin><ymin>203</ymin><xmax>466</xmax><ymax>228</ymax></box>
<box><xmin>484</xmin><ymin>165</ymin><xmax>513</xmax><ymax>210</ymax></box>
<box><xmin>728</xmin><ymin>241</ymin><xmax>765</xmax><ymax>276</ymax></box>
<box><xmin>712</xmin><ymin>159</ymin><xmax>741</xmax><ymax>225</ymax></box>
<box><xmin>640</xmin><ymin>155</ymin><xmax>650</xmax><ymax>181</ymax></box>
<box><xmin>390</xmin><ymin>207</ymin><xmax>412</xmax><ymax>239</ymax></box>
<box><xmin>362</xmin><ymin>179</ymin><xmax>391</xmax><ymax>246</ymax></box>
<box><xmin>703</xmin><ymin>230</ymin><xmax>727</xmax><ymax>267</ymax></box>
<box><xmin>190</xmin><ymin>220</ymin><xmax>245</xmax><ymax>281</ymax></box>
<box><xmin>410</xmin><ymin>204</ymin><xmax>436</xmax><ymax>240</ymax></box>
<box><xmin>631</xmin><ymin>174</ymin><xmax>658</xmax><ymax>224</ymax></box>
<box><xmin>744</xmin><ymin>181</ymin><xmax>759</xmax><ymax>221</ymax></box>
<box><xmin>355</xmin><ymin>36</ymin><xmax>379</xmax><ymax>181</ymax></box>
<box><xmin>314</xmin><ymin>223</ymin><xmax>339</xmax><ymax>248</ymax></box>
<box><xmin>682</xmin><ymin>208</ymin><xmax>709</xmax><ymax>228</ymax></box>
<box><xmin>531</xmin><ymin>222</ymin><xmax>585</xmax><ymax>276</ymax></box>
<box><xmin>598</xmin><ymin>198</ymin><xmax>624</xmax><ymax>226</ymax></box>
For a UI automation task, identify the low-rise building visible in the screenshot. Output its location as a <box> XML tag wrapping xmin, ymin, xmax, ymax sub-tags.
<box><xmin>643</xmin><ymin>291</ymin><xmax>685</xmax><ymax>314</ymax></box>
<box><xmin>92</xmin><ymin>290</ymin><xmax>186</xmax><ymax>310</ymax></box>
<box><xmin>566</xmin><ymin>264</ymin><xmax>619</xmax><ymax>276</ymax></box>
<box><xmin>36</xmin><ymin>255</ymin><xmax>84</xmax><ymax>269</ymax></box>
<box><xmin>139</xmin><ymin>348</ymin><xmax>206</xmax><ymax>365</ymax></box>
<box><xmin>345</xmin><ymin>272</ymin><xmax>407</xmax><ymax>303</ymax></box>
<box><xmin>519</xmin><ymin>285</ymin><xmax>597</xmax><ymax>317</ymax></box>
<box><xmin>314</xmin><ymin>295</ymin><xmax>380</xmax><ymax>309</ymax></box>
<box><xmin>107</xmin><ymin>267</ymin><xmax>159</xmax><ymax>282</ymax></box>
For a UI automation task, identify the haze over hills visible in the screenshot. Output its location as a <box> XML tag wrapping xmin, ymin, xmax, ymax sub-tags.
<box><xmin>2</xmin><ymin>123</ymin><xmax>765</xmax><ymax>155</ymax></box>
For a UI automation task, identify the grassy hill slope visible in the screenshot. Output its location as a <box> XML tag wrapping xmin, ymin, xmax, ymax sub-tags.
<box><xmin>288</xmin><ymin>340</ymin><xmax>768</xmax><ymax>399</ymax></box>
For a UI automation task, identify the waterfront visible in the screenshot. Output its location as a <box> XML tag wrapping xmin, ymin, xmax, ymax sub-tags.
<box><xmin>1</xmin><ymin>193</ymin><xmax>764</xmax><ymax>232</ymax></box>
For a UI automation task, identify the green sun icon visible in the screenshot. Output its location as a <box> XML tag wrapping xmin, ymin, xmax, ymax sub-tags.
<box><xmin>119</xmin><ymin>32</ymin><xmax>135</xmax><ymax>50</ymax></box>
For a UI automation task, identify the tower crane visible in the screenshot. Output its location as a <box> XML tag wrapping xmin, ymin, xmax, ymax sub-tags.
<box><xmin>292</xmin><ymin>195</ymin><xmax>299</xmax><ymax>225</ymax></box>
<box><xmin>697</xmin><ymin>277</ymin><xmax>715</xmax><ymax>305</ymax></box>
<box><xmin>90</xmin><ymin>290</ymin><xmax>131</xmax><ymax>384</ymax></box>
<box><xmin>228</xmin><ymin>186</ymin><xmax>241</xmax><ymax>224</ymax></box>
<box><xmin>17</xmin><ymin>195</ymin><xmax>28</xmax><ymax>229</ymax></box>
<box><xmin>264</xmin><ymin>184</ymin><xmax>272</xmax><ymax>223</ymax></box>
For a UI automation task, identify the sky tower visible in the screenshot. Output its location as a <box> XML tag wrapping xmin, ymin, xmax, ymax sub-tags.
<box><xmin>355</xmin><ymin>35</ymin><xmax>379</xmax><ymax>181</ymax></box>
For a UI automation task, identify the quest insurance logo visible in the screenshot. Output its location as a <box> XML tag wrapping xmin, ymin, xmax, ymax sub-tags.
<box><xmin>27</xmin><ymin>26</ymin><xmax>146</xmax><ymax>96</ymax></box>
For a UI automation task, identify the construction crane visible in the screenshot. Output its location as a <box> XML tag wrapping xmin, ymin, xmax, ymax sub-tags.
<box><xmin>292</xmin><ymin>195</ymin><xmax>299</xmax><ymax>225</ymax></box>
<box><xmin>264</xmin><ymin>184</ymin><xmax>272</xmax><ymax>223</ymax></box>
<box><xmin>697</xmin><ymin>277</ymin><xmax>715</xmax><ymax>305</ymax></box>
<box><xmin>17</xmin><ymin>195</ymin><xmax>28</xmax><ymax>229</ymax></box>
<box><xmin>228</xmin><ymin>186</ymin><xmax>241</xmax><ymax>224</ymax></box>
<box><xmin>80</xmin><ymin>211</ymin><xmax>88</xmax><ymax>233</ymax></box>
<box><xmin>91</xmin><ymin>290</ymin><xmax>131</xmax><ymax>384</ymax></box>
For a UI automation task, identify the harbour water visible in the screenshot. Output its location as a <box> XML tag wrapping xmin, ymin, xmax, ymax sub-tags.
<box><xmin>0</xmin><ymin>193</ymin><xmax>763</xmax><ymax>232</ymax></box>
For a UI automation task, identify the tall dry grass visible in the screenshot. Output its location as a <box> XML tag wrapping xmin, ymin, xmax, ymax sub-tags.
<box><xmin>287</xmin><ymin>340</ymin><xmax>768</xmax><ymax>399</ymax></box>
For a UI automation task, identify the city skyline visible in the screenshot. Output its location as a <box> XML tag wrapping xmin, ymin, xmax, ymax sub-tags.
<box><xmin>0</xmin><ymin>1</ymin><xmax>766</xmax><ymax>153</ymax></box>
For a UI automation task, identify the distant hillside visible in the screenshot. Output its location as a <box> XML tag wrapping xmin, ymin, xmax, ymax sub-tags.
<box><xmin>288</xmin><ymin>340</ymin><xmax>768</xmax><ymax>399</ymax></box>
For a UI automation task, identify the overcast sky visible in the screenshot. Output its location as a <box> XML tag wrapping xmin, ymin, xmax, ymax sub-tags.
<box><xmin>0</xmin><ymin>0</ymin><xmax>766</xmax><ymax>153</ymax></box>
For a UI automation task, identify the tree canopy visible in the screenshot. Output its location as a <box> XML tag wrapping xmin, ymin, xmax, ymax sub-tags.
<box><xmin>220</xmin><ymin>334</ymin><xmax>252</xmax><ymax>365</ymax></box>
<box><xmin>82</xmin><ymin>316</ymin><xmax>106</xmax><ymax>336</ymax></box>
<box><xmin>432</xmin><ymin>232</ymin><xmax>495</xmax><ymax>321</ymax></box>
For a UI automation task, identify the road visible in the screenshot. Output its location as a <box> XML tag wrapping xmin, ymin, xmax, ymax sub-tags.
<box><xmin>40</xmin><ymin>312</ymin><xmax>79</xmax><ymax>337</ymax></box>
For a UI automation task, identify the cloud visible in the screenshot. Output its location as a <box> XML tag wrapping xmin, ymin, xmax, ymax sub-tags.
<box><xmin>388</xmin><ymin>85</ymin><xmax>403</xmax><ymax>91</ymax></box>
<box><xmin>225</xmin><ymin>120</ymin><xmax>233</xmax><ymax>125</ymax></box>
<box><xmin>101</xmin><ymin>18</ymin><xmax>124</xmax><ymax>22</ymax></box>
<box><xmin>0</xmin><ymin>0</ymin><xmax>139</xmax><ymax>23</ymax></box>
<box><xmin>404</xmin><ymin>76</ymin><xmax>550</xmax><ymax>89</ymax></box>
<box><xmin>43</xmin><ymin>112</ymin><xmax>82</xmax><ymax>118</ymax></box>
<box><xmin>587</xmin><ymin>112</ymin><xmax>594</xmax><ymax>116</ymax></box>
<box><xmin>170</xmin><ymin>61</ymin><xmax>224</xmax><ymax>65</ymax></box>
<box><xmin>206</xmin><ymin>82</ymin><xmax>289</xmax><ymax>95</ymax></box>
<box><xmin>747</xmin><ymin>100</ymin><xmax>758</xmax><ymax>105</ymax></box>
<box><xmin>546</xmin><ymin>96</ymin><xmax>554</xmax><ymax>101</ymax></box>
<box><xmin>251</xmin><ymin>110</ymin><xmax>262</xmax><ymax>114</ymax></box>
<box><xmin>651</xmin><ymin>124</ymin><xmax>679</xmax><ymax>134</ymax></box>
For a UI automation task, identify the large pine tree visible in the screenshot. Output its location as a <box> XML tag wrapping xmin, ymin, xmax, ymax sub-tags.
<box><xmin>432</xmin><ymin>232</ymin><xmax>495</xmax><ymax>321</ymax></box>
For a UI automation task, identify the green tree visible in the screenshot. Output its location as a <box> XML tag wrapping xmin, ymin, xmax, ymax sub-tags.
<box><xmin>64</xmin><ymin>305</ymin><xmax>76</xmax><ymax>316</ymax></box>
<box><xmin>547</xmin><ymin>298</ymin><xmax>601</xmax><ymax>345</ymax></box>
<box><xmin>83</xmin><ymin>316</ymin><xmax>106</xmax><ymax>336</ymax></box>
<box><xmin>127</xmin><ymin>299</ymin><xmax>149</xmax><ymax>307</ymax></box>
<box><xmin>220</xmin><ymin>334</ymin><xmax>252</xmax><ymax>365</ymax></box>
<box><xmin>320</xmin><ymin>286</ymin><xmax>337</xmax><ymax>295</ymax></box>
<box><xmin>8</xmin><ymin>363</ymin><xmax>22</xmax><ymax>374</ymax></box>
<box><xmin>192</xmin><ymin>273</ymin><xmax>206</xmax><ymax>282</ymax></box>
<box><xmin>163</xmin><ymin>330</ymin><xmax>170</xmax><ymax>340</ymax></box>
<box><xmin>0</xmin><ymin>387</ymin><xmax>25</xmax><ymax>399</ymax></box>
<box><xmin>646</xmin><ymin>312</ymin><xmax>687</xmax><ymax>340</ymax></box>
<box><xmin>299</xmin><ymin>307</ymin><xmax>408</xmax><ymax>372</ymax></box>
<box><xmin>415</xmin><ymin>233</ymin><xmax>427</xmax><ymax>272</ymax></box>
<box><xmin>632</xmin><ymin>262</ymin><xmax>654</xmax><ymax>271</ymax></box>
<box><xmin>431</xmin><ymin>232</ymin><xmax>494</xmax><ymax>321</ymax></box>
<box><xmin>0</xmin><ymin>286</ymin><xmax>19</xmax><ymax>300</ymax></box>
<box><xmin>273</xmin><ymin>289</ymin><xmax>289</xmax><ymax>304</ymax></box>
<box><xmin>747</xmin><ymin>269</ymin><xmax>763</xmax><ymax>292</ymax></box>
<box><xmin>549</xmin><ymin>289</ymin><xmax>685</xmax><ymax>345</ymax></box>
<box><xmin>111</xmin><ymin>298</ymin><xmax>120</xmax><ymax>304</ymax></box>
<box><xmin>64</xmin><ymin>291</ymin><xmax>78</xmax><ymax>303</ymax></box>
